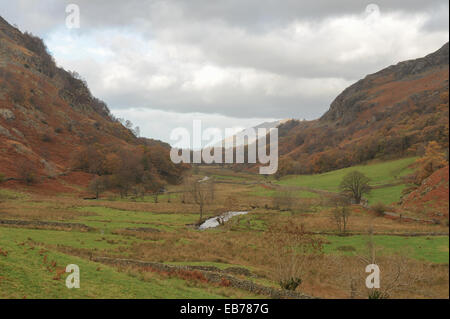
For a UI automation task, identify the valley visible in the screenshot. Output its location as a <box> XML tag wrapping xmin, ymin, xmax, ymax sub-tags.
<box><xmin>0</xmin><ymin>12</ymin><xmax>448</xmax><ymax>300</ymax></box>
<box><xmin>0</xmin><ymin>158</ymin><xmax>448</xmax><ymax>299</ymax></box>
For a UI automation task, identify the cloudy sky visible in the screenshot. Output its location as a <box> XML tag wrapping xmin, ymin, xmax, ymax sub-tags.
<box><xmin>1</xmin><ymin>0</ymin><xmax>449</xmax><ymax>147</ymax></box>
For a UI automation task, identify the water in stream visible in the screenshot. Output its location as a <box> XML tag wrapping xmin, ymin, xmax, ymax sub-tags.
<box><xmin>198</xmin><ymin>211</ymin><xmax>248</xmax><ymax>230</ymax></box>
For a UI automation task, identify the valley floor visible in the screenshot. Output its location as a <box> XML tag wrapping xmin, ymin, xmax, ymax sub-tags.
<box><xmin>0</xmin><ymin>158</ymin><xmax>448</xmax><ymax>299</ymax></box>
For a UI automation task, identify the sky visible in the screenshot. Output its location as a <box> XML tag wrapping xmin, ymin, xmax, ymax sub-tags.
<box><xmin>1</xmin><ymin>0</ymin><xmax>449</xmax><ymax>147</ymax></box>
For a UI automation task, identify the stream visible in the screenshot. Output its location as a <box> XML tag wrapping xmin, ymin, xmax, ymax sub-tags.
<box><xmin>198</xmin><ymin>211</ymin><xmax>248</xmax><ymax>230</ymax></box>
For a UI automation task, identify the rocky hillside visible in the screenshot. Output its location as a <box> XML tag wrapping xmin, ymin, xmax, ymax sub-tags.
<box><xmin>0</xmin><ymin>16</ymin><xmax>184</xmax><ymax>192</ymax></box>
<box><xmin>276</xmin><ymin>42</ymin><xmax>449</xmax><ymax>175</ymax></box>
<box><xmin>402</xmin><ymin>166</ymin><xmax>449</xmax><ymax>219</ymax></box>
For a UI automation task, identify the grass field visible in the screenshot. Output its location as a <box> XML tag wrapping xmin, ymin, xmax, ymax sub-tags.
<box><xmin>323</xmin><ymin>235</ymin><xmax>449</xmax><ymax>264</ymax></box>
<box><xmin>367</xmin><ymin>184</ymin><xmax>408</xmax><ymax>205</ymax></box>
<box><xmin>276</xmin><ymin>157</ymin><xmax>416</xmax><ymax>204</ymax></box>
<box><xmin>248</xmin><ymin>185</ymin><xmax>319</xmax><ymax>199</ymax></box>
<box><xmin>0</xmin><ymin>235</ymin><xmax>258</xmax><ymax>299</ymax></box>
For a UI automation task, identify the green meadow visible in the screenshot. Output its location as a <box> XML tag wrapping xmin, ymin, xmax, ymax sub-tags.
<box><xmin>276</xmin><ymin>157</ymin><xmax>416</xmax><ymax>204</ymax></box>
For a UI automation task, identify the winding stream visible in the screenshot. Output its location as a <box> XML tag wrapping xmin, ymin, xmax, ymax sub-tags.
<box><xmin>198</xmin><ymin>211</ymin><xmax>248</xmax><ymax>230</ymax></box>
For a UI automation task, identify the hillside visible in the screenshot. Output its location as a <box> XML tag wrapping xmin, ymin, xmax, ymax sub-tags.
<box><xmin>214</xmin><ymin>119</ymin><xmax>289</xmax><ymax>149</ymax></box>
<box><xmin>402</xmin><ymin>165</ymin><xmax>449</xmax><ymax>219</ymax></box>
<box><xmin>0</xmin><ymin>16</ymin><xmax>185</xmax><ymax>192</ymax></box>
<box><xmin>275</xmin><ymin>43</ymin><xmax>449</xmax><ymax>175</ymax></box>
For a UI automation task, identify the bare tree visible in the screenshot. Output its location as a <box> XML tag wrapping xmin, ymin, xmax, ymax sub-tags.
<box><xmin>210</xmin><ymin>177</ymin><xmax>215</xmax><ymax>201</ymax></box>
<box><xmin>88</xmin><ymin>176</ymin><xmax>108</xmax><ymax>199</ymax></box>
<box><xmin>339</xmin><ymin>227</ymin><xmax>427</xmax><ymax>299</ymax></box>
<box><xmin>18</xmin><ymin>160</ymin><xmax>37</xmax><ymax>185</ymax></box>
<box><xmin>153</xmin><ymin>191</ymin><xmax>160</xmax><ymax>203</ymax></box>
<box><xmin>188</xmin><ymin>178</ymin><xmax>213</xmax><ymax>221</ymax></box>
<box><xmin>332</xmin><ymin>197</ymin><xmax>351</xmax><ymax>234</ymax></box>
<box><xmin>339</xmin><ymin>171</ymin><xmax>371</xmax><ymax>204</ymax></box>
<box><xmin>333</xmin><ymin>206</ymin><xmax>350</xmax><ymax>234</ymax></box>
<box><xmin>266</xmin><ymin>224</ymin><xmax>323</xmax><ymax>291</ymax></box>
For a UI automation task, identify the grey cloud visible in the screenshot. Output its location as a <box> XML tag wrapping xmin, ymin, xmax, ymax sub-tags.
<box><xmin>420</xmin><ymin>3</ymin><xmax>450</xmax><ymax>32</ymax></box>
<box><xmin>104</xmin><ymin>85</ymin><xmax>336</xmax><ymax>120</ymax></box>
<box><xmin>1</xmin><ymin>0</ymin><xmax>449</xmax><ymax>124</ymax></box>
<box><xmin>2</xmin><ymin>0</ymin><xmax>449</xmax><ymax>35</ymax></box>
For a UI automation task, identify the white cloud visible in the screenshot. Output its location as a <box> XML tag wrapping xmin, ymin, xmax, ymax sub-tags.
<box><xmin>1</xmin><ymin>0</ymin><xmax>448</xmax><ymax>145</ymax></box>
<box><xmin>112</xmin><ymin>108</ymin><xmax>278</xmax><ymax>149</ymax></box>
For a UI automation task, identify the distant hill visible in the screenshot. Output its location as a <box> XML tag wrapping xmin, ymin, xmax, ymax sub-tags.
<box><xmin>0</xmin><ymin>16</ymin><xmax>185</xmax><ymax>191</ymax></box>
<box><xmin>214</xmin><ymin>119</ymin><xmax>289</xmax><ymax>148</ymax></box>
<box><xmin>275</xmin><ymin>42</ymin><xmax>449</xmax><ymax>175</ymax></box>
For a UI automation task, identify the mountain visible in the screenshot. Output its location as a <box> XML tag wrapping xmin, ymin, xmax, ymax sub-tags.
<box><xmin>275</xmin><ymin>43</ymin><xmax>449</xmax><ymax>176</ymax></box>
<box><xmin>0</xmin><ymin>16</ymin><xmax>185</xmax><ymax>192</ymax></box>
<box><xmin>214</xmin><ymin>119</ymin><xmax>289</xmax><ymax>148</ymax></box>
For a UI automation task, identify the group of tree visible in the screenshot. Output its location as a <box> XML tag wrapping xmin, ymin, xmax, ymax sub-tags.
<box><xmin>77</xmin><ymin>143</ymin><xmax>187</xmax><ymax>199</ymax></box>
<box><xmin>413</xmin><ymin>141</ymin><xmax>448</xmax><ymax>184</ymax></box>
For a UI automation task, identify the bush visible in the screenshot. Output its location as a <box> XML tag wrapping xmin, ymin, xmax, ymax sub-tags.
<box><xmin>279</xmin><ymin>277</ymin><xmax>302</xmax><ymax>291</ymax></box>
<box><xmin>371</xmin><ymin>202</ymin><xmax>387</xmax><ymax>216</ymax></box>
<box><xmin>267</xmin><ymin>224</ymin><xmax>323</xmax><ymax>293</ymax></box>
<box><xmin>8</xmin><ymin>78</ymin><xmax>26</xmax><ymax>104</ymax></box>
<box><xmin>0</xmin><ymin>173</ymin><xmax>5</xmax><ymax>183</ymax></box>
<box><xmin>41</xmin><ymin>133</ymin><xmax>52</xmax><ymax>142</ymax></box>
<box><xmin>18</xmin><ymin>160</ymin><xmax>37</xmax><ymax>185</ymax></box>
<box><xmin>23</xmin><ymin>32</ymin><xmax>56</xmax><ymax>77</ymax></box>
<box><xmin>368</xmin><ymin>290</ymin><xmax>388</xmax><ymax>299</ymax></box>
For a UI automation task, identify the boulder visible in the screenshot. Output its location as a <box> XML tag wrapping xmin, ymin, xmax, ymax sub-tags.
<box><xmin>0</xmin><ymin>108</ymin><xmax>15</xmax><ymax>121</ymax></box>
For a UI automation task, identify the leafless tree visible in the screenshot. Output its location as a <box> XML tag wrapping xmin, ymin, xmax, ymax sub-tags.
<box><xmin>339</xmin><ymin>171</ymin><xmax>371</xmax><ymax>204</ymax></box>
<box><xmin>187</xmin><ymin>177</ymin><xmax>213</xmax><ymax>221</ymax></box>
<box><xmin>339</xmin><ymin>227</ymin><xmax>427</xmax><ymax>299</ymax></box>
<box><xmin>88</xmin><ymin>176</ymin><xmax>108</xmax><ymax>199</ymax></box>
<box><xmin>332</xmin><ymin>198</ymin><xmax>351</xmax><ymax>234</ymax></box>
<box><xmin>266</xmin><ymin>224</ymin><xmax>323</xmax><ymax>291</ymax></box>
<box><xmin>18</xmin><ymin>159</ymin><xmax>37</xmax><ymax>185</ymax></box>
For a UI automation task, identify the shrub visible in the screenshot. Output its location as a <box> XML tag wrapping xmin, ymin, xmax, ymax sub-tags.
<box><xmin>18</xmin><ymin>160</ymin><xmax>37</xmax><ymax>185</ymax></box>
<box><xmin>272</xmin><ymin>192</ymin><xmax>295</xmax><ymax>211</ymax></box>
<box><xmin>23</xmin><ymin>32</ymin><xmax>56</xmax><ymax>77</ymax></box>
<box><xmin>9</xmin><ymin>82</ymin><xmax>26</xmax><ymax>104</ymax></box>
<box><xmin>279</xmin><ymin>277</ymin><xmax>302</xmax><ymax>291</ymax></box>
<box><xmin>267</xmin><ymin>224</ymin><xmax>323</xmax><ymax>292</ymax></box>
<box><xmin>0</xmin><ymin>173</ymin><xmax>5</xmax><ymax>183</ymax></box>
<box><xmin>41</xmin><ymin>133</ymin><xmax>52</xmax><ymax>142</ymax></box>
<box><xmin>371</xmin><ymin>202</ymin><xmax>387</xmax><ymax>216</ymax></box>
<box><xmin>368</xmin><ymin>290</ymin><xmax>388</xmax><ymax>299</ymax></box>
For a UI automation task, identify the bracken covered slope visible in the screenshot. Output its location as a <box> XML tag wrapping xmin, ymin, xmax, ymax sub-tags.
<box><xmin>402</xmin><ymin>166</ymin><xmax>449</xmax><ymax>219</ymax></box>
<box><xmin>276</xmin><ymin>43</ymin><xmax>449</xmax><ymax>175</ymax></box>
<box><xmin>0</xmin><ymin>16</ymin><xmax>183</xmax><ymax>191</ymax></box>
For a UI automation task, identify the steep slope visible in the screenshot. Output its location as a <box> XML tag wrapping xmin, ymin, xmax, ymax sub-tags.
<box><xmin>276</xmin><ymin>43</ymin><xmax>449</xmax><ymax>175</ymax></box>
<box><xmin>401</xmin><ymin>166</ymin><xmax>449</xmax><ymax>219</ymax></box>
<box><xmin>0</xmin><ymin>16</ymin><xmax>184</xmax><ymax>191</ymax></box>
